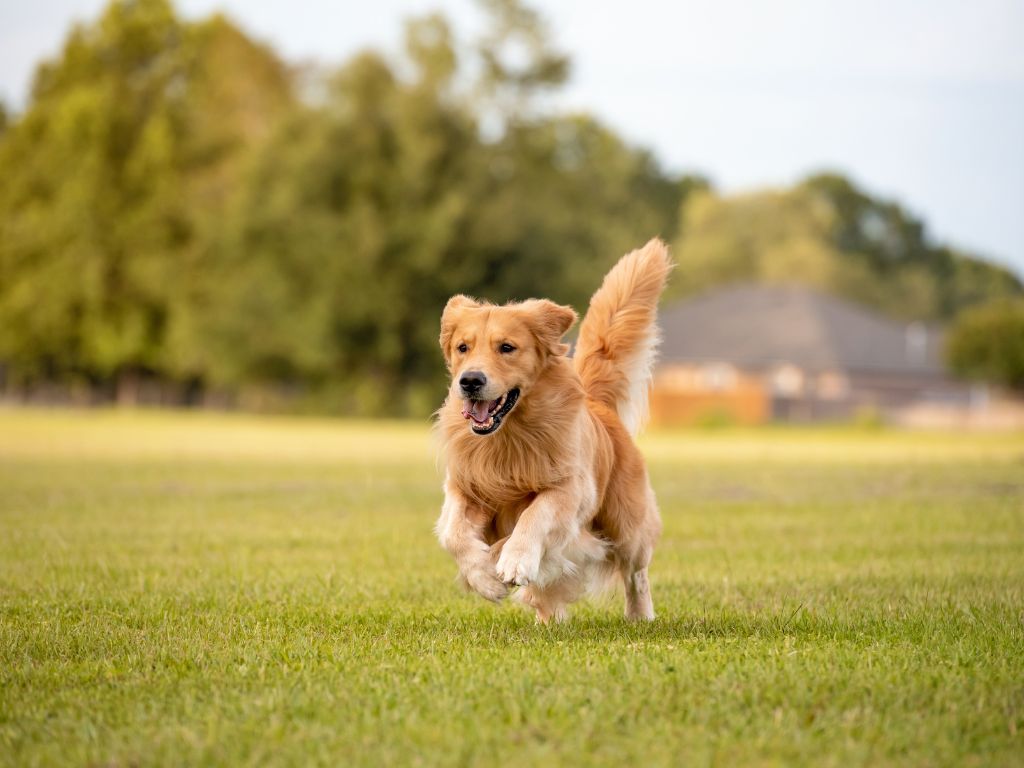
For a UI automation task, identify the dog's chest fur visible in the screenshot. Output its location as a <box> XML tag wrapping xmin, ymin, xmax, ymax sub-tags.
<box><xmin>446</xmin><ymin>417</ymin><xmax>572</xmax><ymax>509</ymax></box>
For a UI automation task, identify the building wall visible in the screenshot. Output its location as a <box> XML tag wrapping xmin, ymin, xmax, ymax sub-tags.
<box><xmin>650</xmin><ymin>362</ymin><xmax>987</xmax><ymax>426</ymax></box>
<box><xmin>651</xmin><ymin>364</ymin><xmax>769</xmax><ymax>426</ymax></box>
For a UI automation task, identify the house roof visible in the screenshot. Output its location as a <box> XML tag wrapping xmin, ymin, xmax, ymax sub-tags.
<box><xmin>658</xmin><ymin>283</ymin><xmax>947</xmax><ymax>375</ymax></box>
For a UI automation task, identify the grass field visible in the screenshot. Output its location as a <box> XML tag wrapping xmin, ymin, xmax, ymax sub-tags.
<box><xmin>1</xmin><ymin>409</ymin><xmax>1022</xmax><ymax>767</ymax></box>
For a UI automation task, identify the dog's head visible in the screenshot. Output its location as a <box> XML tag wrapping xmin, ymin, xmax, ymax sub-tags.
<box><xmin>439</xmin><ymin>295</ymin><xmax>577</xmax><ymax>435</ymax></box>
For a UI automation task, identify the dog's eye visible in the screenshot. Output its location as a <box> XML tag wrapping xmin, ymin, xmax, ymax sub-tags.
<box><xmin>499</xmin><ymin>343</ymin><xmax>516</xmax><ymax>354</ymax></box>
<box><xmin>456</xmin><ymin>343</ymin><xmax>468</xmax><ymax>354</ymax></box>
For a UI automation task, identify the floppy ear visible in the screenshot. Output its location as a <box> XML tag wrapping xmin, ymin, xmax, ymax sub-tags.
<box><xmin>439</xmin><ymin>295</ymin><xmax>479</xmax><ymax>356</ymax></box>
<box><xmin>523</xmin><ymin>299</ymin><xmax>578</xmax><ymax>356</ymax></box>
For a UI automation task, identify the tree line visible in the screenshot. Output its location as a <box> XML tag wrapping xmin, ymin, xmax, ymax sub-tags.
<box><xmin>1</xmin><ymin>0</ymin><xmax>1020</xmax><ymax>413</ymax></box>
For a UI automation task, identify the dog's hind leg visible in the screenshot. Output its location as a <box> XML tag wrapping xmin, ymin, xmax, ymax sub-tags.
<box><xmin>622</xmin><ymin>561</ymin><xmax>654</xmax><ymax>621</ymax></box>
<box><xmin>618</xmin><ymin>490</ymin><xmax>659</xmax><ymax>621</ymax></box>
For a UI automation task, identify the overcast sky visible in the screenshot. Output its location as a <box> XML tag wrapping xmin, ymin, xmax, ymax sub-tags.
<box><xmin>3</xmin><ymin>0</ymin><xmax>1023</xmax><ymax>275</ymax></box>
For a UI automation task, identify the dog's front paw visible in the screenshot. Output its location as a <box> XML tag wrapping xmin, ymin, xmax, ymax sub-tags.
<box><xmin>495</xmin><ymin>539</ymin><xmax>542</xmax><ymax>587</ymax></box>
<box><xmin>463</xmin><ymin>564</ymin><xmax>509</xmax><ymax>602</ymax></box>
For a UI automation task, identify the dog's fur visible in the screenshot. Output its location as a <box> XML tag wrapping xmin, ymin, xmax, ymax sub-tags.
<box><xmin>435</xmin><ymin>239</ymin><xmax>672</xmax><ymax>622</ymax></box>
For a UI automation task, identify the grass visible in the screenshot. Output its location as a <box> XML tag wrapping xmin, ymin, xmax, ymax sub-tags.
<box><xmin>1</xmin><ymin>409</ymin><xmax>1022</xmax><ymax>767</ymax></box>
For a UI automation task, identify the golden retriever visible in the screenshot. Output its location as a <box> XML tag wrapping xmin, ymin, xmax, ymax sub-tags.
<box><xmin>435</xmin><ymin>239</ymin><xmax>672</xmax><ymax>622</ymax></box>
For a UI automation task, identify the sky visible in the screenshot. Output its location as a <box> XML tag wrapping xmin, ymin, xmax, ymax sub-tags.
<box><xmin>2</xmin><ymin>0</ymin><xmax>1023</xmax><ymax>276</ymax></box>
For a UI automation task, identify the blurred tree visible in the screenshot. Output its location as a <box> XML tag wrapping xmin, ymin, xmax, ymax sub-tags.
<box><xmin>946</xmin><ymin>300</ymin><xmax>1024</xmax><ymax>391</ymax></box>
<box><xmin>801</xmin><ymin>173</ymin><xmax>932</xmax><ymax>273</ymax></box>
<box><xmin>940</xmin><ymin>247</ymin><xmax>1024</xmax><ymax>316</ymax></box>
<box><xmin>668</xmin><ymin>186</ymin><xmax>883</xmax><ymax>307</ymax></box>
<box><xmin>0</xmin><ymin>0</ymin><xmax>191</xmax><ymax>398</ymax></box>
<box><xmin>162</xmin><ymin>13</ymin><xmax>294</xmax><ymax>386</ymax></box>
<box><xmin>464</xmin><ymin>116</ymin><xmax>688</xmax><ymax>309</ymax></box>
<box><xmin>669</xmin><ymin>175</ymin><xmax>1022</xmax><ymax>322</ymax></box>
<box><xmin>801</xmin><ymin>173</ymin><xmax>1021</xmax><ymax>317</ymax></box>
<box><xmin>198</xmin><ymin>18</ymin><xmax>481</xmax><ymax>413</ymax></box>
<box><xmin>195</xmin><ymin>6</ymin><xmax>689</xmax><ymax>414</ymax></box>
<box><xmin>475</xmin><ymin>0</ymin><xmax>570</xmax><ymax>131</ymax></box>
<box><xmin>0</xmin><ymin>0</ymin><xmax>291</xmax><ymax>400</ymax></box>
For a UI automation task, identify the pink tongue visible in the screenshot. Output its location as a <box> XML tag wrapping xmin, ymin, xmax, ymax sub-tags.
<box><xmin>462</xmin><ymin>399</ymin><xmax>493</xmax><ymax>423</ymax></box>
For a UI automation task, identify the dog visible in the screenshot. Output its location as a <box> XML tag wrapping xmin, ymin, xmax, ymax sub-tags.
<box><xmin>435</xmin><ymin>239</ymin><xmax>672</xmax><ymax>622</ymax></box>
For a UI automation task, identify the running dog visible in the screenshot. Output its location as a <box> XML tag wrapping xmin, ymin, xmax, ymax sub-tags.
<box><xmin>435</xmin><ymin>239</ymin><xmax>672</xmax><ymax>622</ymax></box>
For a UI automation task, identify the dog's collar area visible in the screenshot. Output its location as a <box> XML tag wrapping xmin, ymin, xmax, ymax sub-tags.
<box><xmin>464</xmin><ymin>388</ymin><xmax>520</xmax><ymax>435</ymax></box>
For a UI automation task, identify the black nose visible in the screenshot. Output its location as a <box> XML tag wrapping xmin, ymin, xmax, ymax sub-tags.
<box><xmin>459</xmin><ymin>371</ymin><xmax>487</xmax><ymax>395</ymax></box>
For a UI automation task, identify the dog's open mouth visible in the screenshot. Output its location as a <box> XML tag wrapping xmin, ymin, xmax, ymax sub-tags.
<box><xmin>461</xmin><ymin>388</ymin><xmax>520</xmax><ymax>435</ymax></box>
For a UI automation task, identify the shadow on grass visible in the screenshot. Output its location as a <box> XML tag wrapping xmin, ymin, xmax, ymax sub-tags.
<box><xmin>335</xmin><ymin>604</ymin><xmax>833</xmax><ymax>647</ymax></box>
<box><xmin>336</xmin><ymin>595</ymin><xmax>1011</xmax><ymax>649</ymax></box>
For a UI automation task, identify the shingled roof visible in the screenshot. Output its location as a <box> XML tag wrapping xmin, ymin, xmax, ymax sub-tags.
<box><xmin>658</xmin><ymin>284</ymin><xmax>947</xmax><ymax>375</ymax></box>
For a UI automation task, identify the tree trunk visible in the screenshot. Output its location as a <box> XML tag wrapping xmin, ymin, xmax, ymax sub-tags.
<box><xmin>116</xmin><ymin>368</ymin><xmax>141</xmax><ymax>407</ymax></box>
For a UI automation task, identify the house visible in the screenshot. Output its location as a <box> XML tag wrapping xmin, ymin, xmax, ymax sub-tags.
<box><xmin>651</xmin><ymin>284</ymin><xmax>991</xmax><ymax>426</ymax></box>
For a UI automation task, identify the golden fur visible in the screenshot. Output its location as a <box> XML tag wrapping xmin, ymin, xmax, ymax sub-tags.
<box><xmin>435</xmin><ymin>239</ymin><xmax>672</xmax><ymax>622</ymax></box>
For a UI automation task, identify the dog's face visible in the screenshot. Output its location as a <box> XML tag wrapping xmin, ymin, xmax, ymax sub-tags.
<box><xmin>440</xmin><ymin>296</ymin><xmax>577</xmax><ymax>435</ymax></box>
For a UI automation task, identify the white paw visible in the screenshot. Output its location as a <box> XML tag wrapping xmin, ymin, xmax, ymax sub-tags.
<box><xmin>495</xmin><ymin>540</ymin><xmax>542</xmax><ymax>586</ymax></box>
<box><xmin>463</xmin><ymin>565</ymin><xmax>508</xmax><ymax>602</ymax></box>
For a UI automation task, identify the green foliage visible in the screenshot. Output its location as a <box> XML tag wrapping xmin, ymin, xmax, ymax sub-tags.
<box><xmin>803</xmin><ymin>173</ymin><xmax>1023</xmax><ymax>317</ymax></box>
<box><xmin>0</xmin><ymin>0</ymin><xmax>1020</xmax><ymax>412</ymax></box>
<box><xmin>2</xmin><ymin>412</ymin><xmax>1023</xmax><ymax>765</ymax></box>
<box><xmin>946</xmin><ymin>300</ymin><xmax>1024</xmax><ymax>391</ymax></box>
<box><xmin>0</xmin><ymin>0</ymin><xmax>291</xmax><ymax>399</ymax></box>
<box><xmin>175</xmin><ymin>3</ymin><xmax>686</xmax><ymax>413</ymax></box>
<box><xmin>0</xmin><ymin>0</ymin><xmax>689</xmax><ymax>413</ymax></box>
<box><xmin>200</xmin><ymin>35</ymin><xmax>483</xmax><ymax>411</ymax></box>
<box><xmin>669</xmin><ymin>175</ymin><xmax>1022</xmax><ymax>322</ymax></box>
<box><xmin>0</xmin><ymin>0</ymin><xmax>186</xmax><ymax>385</ymax></box>
<box><xmin>475</xmin><ymin>0</ymin><xmax>570</xmax><ymax>126</ymax></box>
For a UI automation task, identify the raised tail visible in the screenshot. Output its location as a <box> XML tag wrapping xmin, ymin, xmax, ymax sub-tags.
<box><xmin>573</xmin><ymin>238</ymin><xmax>673</xmax><ymax>435</ymax></box>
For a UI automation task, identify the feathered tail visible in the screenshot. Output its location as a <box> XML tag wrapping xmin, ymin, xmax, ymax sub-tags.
<box><xmin>573</xmin><ymin>238</ymin><xmax>673</xmax><ymax>435</ymax></box>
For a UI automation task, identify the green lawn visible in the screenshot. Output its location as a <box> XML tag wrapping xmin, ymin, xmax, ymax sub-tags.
<box><xmin>1</xmin><ymin>410</ymin><xmax>1022</xmax><ymax>767</ymax></box>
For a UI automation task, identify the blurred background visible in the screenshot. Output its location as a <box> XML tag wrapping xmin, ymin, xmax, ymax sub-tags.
<box><xmin>1</xmin><ymin>0</ymin><xmax>1022</xmax><ymax>426</ymax></box>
